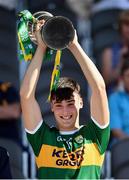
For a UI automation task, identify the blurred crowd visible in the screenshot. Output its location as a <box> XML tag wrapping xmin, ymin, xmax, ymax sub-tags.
<box><xmin>0</xmin><ymin>0</ymin><xmax>129</xmax><ymax>178</ymax></box>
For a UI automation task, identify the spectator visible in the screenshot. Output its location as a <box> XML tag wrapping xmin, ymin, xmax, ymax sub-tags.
<box><xmin>109</xmin><ymin>60</ymin><xmax>129</xmax><ymax>145</ymax></box>
<box><xmin>0</xmin><ymin>81</ymin><xmax>21</xmax><ymax>144</ymax></box>
<box><xmin>0</xmin><ymin>146</ymin><xmax>12</xmax><ymax>179</ymax></box>
<box><xmin>101</xmin><ymin>10</ymin><xmax>129</xmax><ymax>95</ymax></box>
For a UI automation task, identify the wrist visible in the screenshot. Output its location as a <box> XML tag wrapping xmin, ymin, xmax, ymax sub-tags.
<box><xmin>68</xmin><ymin>41</ymin><xmax>78</xmax><ymax>50</ymax></box>
<box><xmin>37</xmin><ymin>43</ymin><xmax>47</xmax><ymax>52</ymax></box>
<box><xmin>68</xmin><ymin>41</ymin><xmax>80</xmax><ymax>52</ymax></box>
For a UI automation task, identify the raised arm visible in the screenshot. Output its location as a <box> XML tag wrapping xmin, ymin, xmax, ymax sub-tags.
<box><xmin>68</xmin><ymin>31</ymin><xmax>109</xmax><ymax>127</ymax></box>
<box><xmin>20</xmin><ymin>23</ymin><xmax>47</xmax><ymax>131</ymax></box>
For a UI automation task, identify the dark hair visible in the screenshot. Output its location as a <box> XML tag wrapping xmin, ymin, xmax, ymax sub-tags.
<box><xmin>118</xmin><ymin>10</ymin><xmax>129</xmax><ymax>33</ymax></box>
<box><xmin>50</xmin><ymin>77</ymin><xmax>81</xmax><ymax>102</ymax></box>
<box><xmin>120</xmin><ymin>59</ymin><xmax>129</xmax><ymax>75</ymax></box>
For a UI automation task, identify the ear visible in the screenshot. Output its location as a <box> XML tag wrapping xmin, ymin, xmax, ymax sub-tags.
<box><xmin>80</xmin><ymin>98</ymin><xmax>83</xmax><ymax>108</ymax></box>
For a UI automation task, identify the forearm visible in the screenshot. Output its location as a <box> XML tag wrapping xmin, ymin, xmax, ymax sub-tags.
<box><xmin>69</xmin><ymin>42</ymin><xmax>109</xmax><ymax>126</ymax></box>
<box><xmin>69</xmin><ymin>43</ymin><xmax>105</xmax><ymax>91</ymax></box>
<box><xmin>20</xmin><ymin>45</ymin><xmax>46</xmax><ymax>99</ymax></box>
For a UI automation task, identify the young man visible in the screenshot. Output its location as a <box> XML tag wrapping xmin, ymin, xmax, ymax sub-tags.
<box><xmin>20</xmin><ymin>22</ymin><xmax>110</xmax><ymax>179</ymax></box>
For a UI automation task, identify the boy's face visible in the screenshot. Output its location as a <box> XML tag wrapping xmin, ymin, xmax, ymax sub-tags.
<box><xmin>51</xmin><ymin>91</ymin><xmax>83</xmax><ymax>131</ymax></box>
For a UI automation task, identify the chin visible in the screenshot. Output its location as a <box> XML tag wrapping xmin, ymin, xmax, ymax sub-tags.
<box><xmin>62</xmin><ymin>127</ymin><xmax>75</xmax><ymax>131</ymax></box>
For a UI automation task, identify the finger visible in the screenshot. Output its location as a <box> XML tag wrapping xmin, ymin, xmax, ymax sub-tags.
<box><xmin>37</xmin><ymin>20</ymin><xmax>45</xmax><ymax>30</ymax></box>
<box><xmin>39</xmin><ymin>19</ymin><xmax>45</xmax><ymax>25</ymax></box>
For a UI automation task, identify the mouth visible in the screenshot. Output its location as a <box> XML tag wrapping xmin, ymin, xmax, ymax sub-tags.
<box><xmin>60</xmin><ymin>115</ymin><xmax>72</xmax><ymax>120</ymax></box>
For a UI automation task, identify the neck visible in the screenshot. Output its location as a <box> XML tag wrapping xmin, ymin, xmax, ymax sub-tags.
<box><xmin>58</xmin><ymin>125</ymin><xmax>79</xmax><ymax>132</ymax></box>
<box><xmin>59</xmin><ymin>128</ymin><xmax>79</xmax><ymax>135</ymax></box>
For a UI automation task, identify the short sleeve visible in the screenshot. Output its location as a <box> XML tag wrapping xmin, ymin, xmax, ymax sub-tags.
<box><xmin>26</xmin><ymin>121</ymin><xmax>50</xmax><ymax>156</ymax></box>
<box><xmin>87</xmin><ymin>120</ymin><xmax>110</xmax><ymax>155</ymax></box>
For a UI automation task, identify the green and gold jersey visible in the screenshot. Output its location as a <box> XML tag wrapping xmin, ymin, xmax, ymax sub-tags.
<box><xmin>26</xmin><ymin>119</ymin><xmax>110</xmax><ymax>179</ymax></box>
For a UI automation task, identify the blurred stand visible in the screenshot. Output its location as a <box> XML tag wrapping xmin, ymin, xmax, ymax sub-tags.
<box><xmin>91</xmin><ymin>1</ymin><xmax>129</xmax><ymax>179</ymax></box>
<box><xmin>0</xmin><ymin>81</ymin><xmax>25</xmax><ymax>178</ymax></box>
<box><xmin>0</xmin><ymin>0</ymin><xmax>19</xmax><ymax>89</ymax></box>
<box><xmin>0</xmin><ymin>146</ymin><xmax>12</xmax><ymax>179</ymax></box>
<box><xmin>101</xmin><ymin>10</ymin><xmax>129</xmax><ymax>95</ymax></box>
<box><xmin>0</xmin><ymin>81</ymin><xmax>21</xmax><ymax>144</ymax></box>
<box><xmin>0</xmin><ymin>0</ymin><xmax>28</xmax><ymax>178</ymax></box>
<box><xmin>91</xmin><ymin>0</ymin><xmax>129</xmax><ymax>71</ymax></box>
<box><xmin>111</xmin><ymin>138</ymin><xmax>129</xmax><ymax>179</ymax></box>
<box><xmin>0</xmin><ymin>0</ymin><xmax>18</xmax><ymax>10</ymax></box>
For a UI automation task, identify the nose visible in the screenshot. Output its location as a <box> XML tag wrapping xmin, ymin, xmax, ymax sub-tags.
<box><xmin>62</xmin><ymin>106</ymin><xmax>69</xmax><ymax>116</ymax></box>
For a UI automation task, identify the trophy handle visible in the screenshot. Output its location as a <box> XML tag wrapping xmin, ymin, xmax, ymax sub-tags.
<box><xmin>27</xmin><ymin>11</ymin><xmax>53</xmax><ymax>44</ymax></box>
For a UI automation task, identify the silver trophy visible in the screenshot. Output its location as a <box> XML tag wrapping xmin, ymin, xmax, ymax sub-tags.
<box><xmin>28</xmin><ymin>11</ymin><xmax>75</xmax><ymax>50</ymax></box>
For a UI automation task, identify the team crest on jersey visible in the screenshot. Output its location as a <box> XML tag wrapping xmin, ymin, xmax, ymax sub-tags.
<box><xmin>75</xmin><ymin>135</ymin><xmax>83</xmax><ymax>144</ymax></box>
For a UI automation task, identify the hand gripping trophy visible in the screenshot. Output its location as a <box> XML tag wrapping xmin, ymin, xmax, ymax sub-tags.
<box><xmin>28</xmin><ymin>11</ymin><xmax>75</xmax><ymax>50</ymax></box>
<box><xmin>17</xmin><ymin>10</ymin><xmax>75</xmax><ymax>98</ymax></box>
